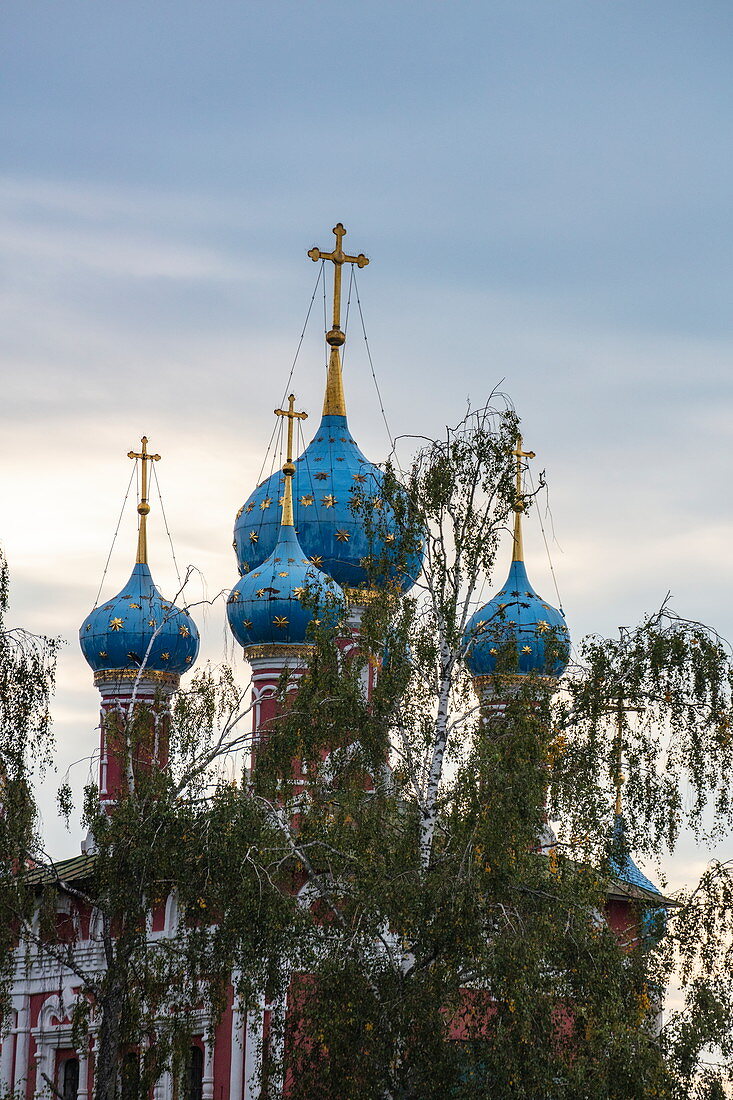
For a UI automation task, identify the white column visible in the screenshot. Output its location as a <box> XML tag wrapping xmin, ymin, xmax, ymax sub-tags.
<box><xmin>153</xmin><ymin>1069</ymin><xmax>172</xmax><ymax>1100</ymax></box>
<box><xmin>229</xmin><ymin>987</ymin><xmax>246</xmax><ymax>1100</ymax></box>
<box><xmin>0</xmin><ymin>1009</ymin><xmax>16</xmax><ymax>1092</ymax></box>
<box><xmin>77</xmin><ymin>1046</ymin><xmax>89</xmax><ymax>1100</ymax></box>
<box><xmin>267</xmin><ymin>994</ymin><xmax>286</xmax><ymax>1100</ymax></box>
<box><xmin>13</xmin><ymin>996</ymin><xmax>30</xmax><ymax>1097</ymax></box>
<box><xmin>202</xmin><ymin>1038</ymin><xmax>215</xmax><ymax>1100</ymax></box>
<box><xmin>242</xmin><ymin>998</ymin><xmax>264</xmax><ymax>1100</ymax></box>
<box><xmin>32</xmin><ymin>1047</ymin><xmax>44</xmax><ymax>1100</ymax></box>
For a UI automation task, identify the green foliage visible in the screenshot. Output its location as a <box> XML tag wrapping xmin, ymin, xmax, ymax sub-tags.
<box><xmin>2</xmin><ymin>403</ymin><xmax>733</xmax><ymax>1098</ymax></box>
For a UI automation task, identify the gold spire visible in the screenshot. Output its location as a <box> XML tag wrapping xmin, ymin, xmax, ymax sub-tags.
<box><xmin>274</xmin><ymin>395</ymin><xmax>308</xmax><ymax>527</ymax></box>
<box><xmin>308</xmin><ymin>222</ymin><xmax>369</xmax><ymax>417</ymax></box>
<box><xmin>614</xmin><ymin>709</ymin><xmax>625</xmax><ymax>815</ymax></box>
<box><xmin>127</xmin><ymin>436</ymin><xmax>160</xmax><ymax>565</ymax></box>
<box><xmin>511</xmin><ymin>434</ymin><xmax>535</xmax><ymax>562</ymax></box>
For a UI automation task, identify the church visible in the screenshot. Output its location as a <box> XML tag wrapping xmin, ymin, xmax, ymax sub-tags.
<box><xmin>1</xmin><ymin>225</ymin><xmax>667</xmax><ymax>1100</ymax></box>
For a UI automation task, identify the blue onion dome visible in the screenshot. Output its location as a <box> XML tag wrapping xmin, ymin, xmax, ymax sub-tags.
<box><xmin>463</xmin><ymin>558</ymin><xmax>570</xmax><ymax>681</ymax></box>
<box><xmin>227</xmin><ymin>523</ymin><xmax>346</xmax><ymax>653</ymax></box>
<box><xmin>228</xmin><ymin>410</ymin><xmax>346</xmax><ymax>653</ymax></box>
<box><xmin>80</xmin><ymin>563</ymin><xmax>199</xmax><ymax>678</ymax></box>
<box><xmin>79</xmin><ymin>436</ymin><xmax>199</xmax><ymax>683</ymax></box>
<box><xmin>233</xmin><ymin>411</ymin><xmax>422</xmax><ymax>594</ymax></box>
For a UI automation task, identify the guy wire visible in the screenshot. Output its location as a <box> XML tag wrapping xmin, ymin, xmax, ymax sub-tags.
<box><xmin>254</xmin><ymin>261</ymin><xmax>325</xmax><ymax>489</ymax></box>
<box><xmin>342</xmin><ymin>264</ymin><xmax>354</xmax><ymax>371</ymax></box>
<box><xmin>151</xmin><ymin>462</ymin><xmax>182</xmax><ymax>587</ymax></box>
<box><xmin>352</xmin><ymin>270</ymin><xmax>401</xmax><ymax>473</ymax></box>
<box><xmin>94</xmin><ymin>463</ymin><xmax>137</xmax><ymax>607</ymax></box>
<box><xmin>527</xmin><ymin>467</ymin><xmax>564</xmax><ymax>613</ymax></box>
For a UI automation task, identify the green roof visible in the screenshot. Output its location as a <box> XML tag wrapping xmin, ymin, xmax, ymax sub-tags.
<box><xmin>22</xmin><ymin>852</ymin><xmax>97</xmax><ymax>886</ymax></box>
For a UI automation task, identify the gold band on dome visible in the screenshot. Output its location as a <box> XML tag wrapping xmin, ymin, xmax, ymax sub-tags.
<box><xmin>93</xmin><ymin>669</ymin><xmax>181</xmax><ymax>690</ymax></box>
<box><xmin>243</xmin><ymin>644</ymin><xmax>316</xmax><ymax>661</ymax></box>
<box><xmin>342</xmin><ymin>586</ymin><xmax>383</xmax><ymax>606</ymax></box>
<box><xmin>472</xmin><ymin>672</ymin><xmax>558</xmax><ymax>692</ymax></box>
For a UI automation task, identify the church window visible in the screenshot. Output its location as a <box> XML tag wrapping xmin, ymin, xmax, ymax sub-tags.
<box><xmin>187</xmin><ymin>1046</ymin><xmax>204</xmax><ymax>1100</ymax></box>
<box><xmin>120</xmin><ymin>1052</ymin><xmax>139</xmax><ymax>1100</ymax></box>
<box><xmin>62</xmin><ymin>1057</ymin><xmax>79</xmax><ymax>1100</ymax></box>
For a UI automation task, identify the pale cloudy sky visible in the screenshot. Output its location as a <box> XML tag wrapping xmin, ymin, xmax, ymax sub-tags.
<box><xmin>2</xmin><ymin>0</ymin><xmax>732</xmax><ymax>894</ymax></box>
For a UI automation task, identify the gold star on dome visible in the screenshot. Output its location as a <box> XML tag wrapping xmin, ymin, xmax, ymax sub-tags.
<box><xmin>99</xmin><ymin>651</ymin><xmax>107</xmax><ymax>658</ymax></box>
<box><xmin>313</xmin><ymin>456</ymin><xmax>323</xmax><ymax>462</ymax></box>
<box><xmin>385</xmin><ymin>533</ymin><xmax>396</xmax><ymax>544</ymax></box>
<box><xmin>228</xmin><ymin>591</ymin><xmax>240</xmax><ymax>603</ymax></box>
<box><xmin>310</xmin><ymin>555</ymin><xmax>324</xmax><ymax>566</ymax></box>
<box><xmin>489</xmin><ymin>648</ymin><xmax>498</xmax><ymax>655</ymax></box>
<box><xmin>314</xmin><ymin>471</ymin><xmax>329</xmax><ymax>481</ymax></box>
<box><xmin>243</xmin><ymin>620</ymin><xmax>253</xmax><ymax>629</ymax></box>
<box><xmin>109</xmin><ymin>618</ymin><xmax>124</xmax><ymax>631</ymax></box>
<box><xmin>293</xmin><ymin>587</ymin><xmax>307</xmax><ymax>600</ymax></box>
<box><xmin>249</xmin><ymin>531</ymin><xmax>259</xmax><ymax>543</ymax></box>
<box><xmin>162</xmin><ymin>604</ymin><xmax>171</xmax><ymax>611</ymax></box>
<box><xmin>287</xmin><ymin>557</ymin><xmax>296</xmax><ymax>564</ymax></box>
<box><xmin>278</xmin><ymin>571</ymin><xmax>288</xmax><ymax>577</ymax></box>
<box><xmin>278</xmin><ymin>496</ymin><xmax>285</xmax><ymax>506</ymax></box>
<box><xmin>260</xmin><ymin>498</ymin><xmax>271</xmax><ymax>510</ymax></box>
<box><xmin>161</xmin><ymin>653</ymin><xmax>170</xmax><ymax>661</ymax></box>
<box><xmin>148</xmin><ymin>618</ymin><xmax>157</xmax><ymax>627</ymax></box>
<box><xmin>185</xmin><ymin>656</ymin><xmax>192</xmax><ymax>663</ymax></box>
<box><xmin>129</xmin><ymin>602</ymin><xmax>141</xmax><ymax>609</ymax></box>
<box><xmin>372</xmin><ymin>499</ymin><xmax>383</xmax><ymax>511</ymax></box>
<box><xmin>179</xmin><ymin>625</ymin><xmax>190</xmax><ymax>637</ymax></box>
<box><xmin>236</xmin><ymin>506</ymin><xmax>243</xmax><ymax>519</ymax></box>
<box><xmin>322</xmin><ymin>495</ymin><xmax>336</xmax><ymax>508</ymax></box>
<box><xmin>336</xmin><ymin>457</ymin><xmax>345</xmax><ymax>462</ymax></box>
<box><xmin>300</xmin><ymin>494</ymin><xmax>314</xmax><ymax>507</ymax></box>
<box><xmin>536</xmin><ymin>620</ymin><xmax>550</xmax><ymax>633</ymax></box>
<box><xmin>255</xmin><ymin>588</ymin><xmax>266</xmax><ymax>598</ymax></box>
<box><xmin>352</xmin><ymin>473</ymin><xmax>367</xmax><ymax>483</ymax></box>
<box><xmin>273</xmin><ymin>616</ymin><xmax>289</xmax><ymax>628</ymax></box>
<box><xmin>85</xmin><ymin>624</ymin><xmax>91</xmax><ymax>632</ymax></box>
<box><xmin>521</xmin><ymin>646</ymin><xmax>532</xmax><ymax>654</ymax></box>
<box><xmin>232</xmin><ymin>540</ymin><xmax>237</xmax><ymax>551</ymax></box>
<box><xmin>335</xmin><ymin>530</ymin><xmax>350</xmax><ymax>542</ymax></box>
<box><xmin>245</xmin><ymin>502</ymin><xmax>255</xmax><ymax>513</ymax></box>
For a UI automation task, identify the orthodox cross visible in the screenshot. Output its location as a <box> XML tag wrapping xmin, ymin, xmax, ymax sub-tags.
<box><xmin>601</xmin><ymin>697</ymin><xmax>645</xmax><ymax>815</ymax></box>
<box><xmin>274</xmin><ymin>395</ymin><xmax>307</xmax><ymax>525</ymax></box>
<box><xmin>511</xmin><ymin>434</ymin><xmax>535</xmax><ymax>562</ymax></box>
<box><xmin>308</xmin><ymin>222</ymin><xmax>369</xmax><ymax>340</ymax></box>
<box><xmin>127</xmin><ymin>436</ymin><xmax>160</xmax><ymax>565</ymax></box>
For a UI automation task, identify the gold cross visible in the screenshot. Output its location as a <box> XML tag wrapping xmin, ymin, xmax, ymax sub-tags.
<box><xmin>600</xmin><ymin>699</ymin><xmax>645</xmax><ymax>815</ymax></box>
<box><xmin>308</xmin><ymin>222</ymin><xmax>369</xmax><ymax>338</ymax></box>
<box><xmin>274</xmin><ymin>394</ymin><xmax>308</xmax><ymax>469</ymax></box>
<box><xmin>274</xmin><ymin>395</ymin><xmax>307</xmax><ymax>526</ymax></box>
<box><xmin>127</xmin><ymin>436</ymin><xmax>160</xmax><ymax>564</ymax></box>
<box><xmin>511</xmin><ymin>434</ymin><xmax>535</xmax><ymax>562</ymax></box>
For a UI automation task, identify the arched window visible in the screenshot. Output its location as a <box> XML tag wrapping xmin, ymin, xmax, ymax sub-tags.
<box><xmin>187</xmin><ymin>1046</ymin><xmax>203</xmax><ymax>1100</ymax></box>
<box><xmin>120</xmin><ymin>1052</ymin><xmax>139</xmax><ymax>1100</ymax></box>
<box><xmin>62</xmin><ymin>1058</ymin><xmax>79</xmax><ymax>1100</ymax></box>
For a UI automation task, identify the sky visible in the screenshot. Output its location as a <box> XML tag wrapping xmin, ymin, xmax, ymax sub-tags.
<box><xmin>1</xmin><ymin>0</ymin><xmax>732</xmax><ymax>899</ymax></box>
